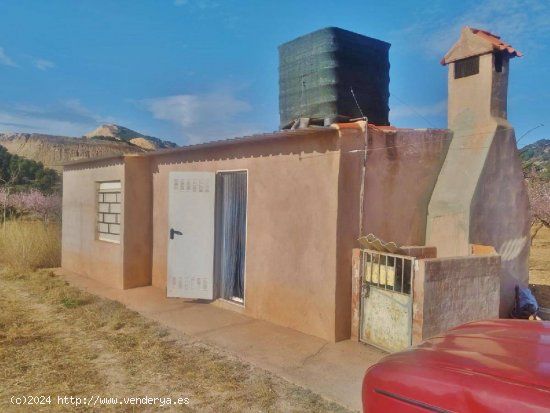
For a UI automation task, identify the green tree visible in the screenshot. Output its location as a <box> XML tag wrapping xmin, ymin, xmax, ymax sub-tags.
<box><xmin>0</xmin><ymin>145</ymin><xmax>59</xmax><ymax>192</ymax></box>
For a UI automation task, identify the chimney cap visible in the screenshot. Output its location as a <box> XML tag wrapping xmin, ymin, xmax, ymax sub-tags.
<box><xmin>440</xmin><ymin>26</ymin><xmax>523</xmax><ymax>65</ymax></box>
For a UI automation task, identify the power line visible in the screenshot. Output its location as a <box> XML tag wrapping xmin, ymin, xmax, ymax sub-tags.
<box><xmin>296</xmin><ymin>125</ymin><xmax>518</xmax><ymax>160</ymax></box>
<box><xmin>516</xmin><ymin>123</ymin><xmax>544</xmax><ymax>146</ymax></box>
<box><xmin>350</xmin><ymin>86</ymin><xmax>365</xmax><ymax>119</ymax></box>
<box><xmin>391</xmin><ymin>94</ymin><xmax>438</xmax><ymax>128</ymax></box>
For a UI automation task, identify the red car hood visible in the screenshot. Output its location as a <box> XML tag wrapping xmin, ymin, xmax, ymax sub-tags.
<box><xmin>399</xmin><ymin>320</ymin><xmax>550</xmax><ymax>390</ymax></box>
<box><xmin>363</xmin><ymin>320</ymin><xmax>550</xmax><ymax>412</ymax></box>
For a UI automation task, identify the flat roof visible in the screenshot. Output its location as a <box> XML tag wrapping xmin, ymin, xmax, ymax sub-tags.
<box><xmin>61</xmin><ymin>121</ymin><xmax>450</xmax><ymax>168</ymax></box>
<box><xmin>61</xmin><ymin>125</ymin><xmax>339</xmax><ymax>167</ymax></box>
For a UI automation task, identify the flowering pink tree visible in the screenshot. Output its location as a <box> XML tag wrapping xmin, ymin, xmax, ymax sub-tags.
<box><xmin>0</xmin><ymin>188</ymin><xmax>61</xmax><ymax>222</ymax></box>
<box><xmin>528</xmin><ymin>179</ymin><xmax>550</xmax><ymax>243</ymax></box>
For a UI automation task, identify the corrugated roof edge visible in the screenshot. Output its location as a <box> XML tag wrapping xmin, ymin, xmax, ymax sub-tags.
<box><xmin>61</xmin><ymin>126</ymin><xmax>338</xmax><ymax>167</ymax></box>
<box><xmin>60</xmin><ymin>154</ymin><xmax>126</xmax><ymax>167</ymax></box>
<box><xmin>368</xmin><ymin>124</ymin><xmax>449</xmax><ymax>133</ymax></box>
<box><xmin>61</xmin><ymin>123</ymin><xmax>451</xmax><ymax>168</ymax></box>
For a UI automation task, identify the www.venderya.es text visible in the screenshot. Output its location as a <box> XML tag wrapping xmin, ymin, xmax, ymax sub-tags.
<box><xmin>10</xmin><ymin>395</ymin><xmax>190</xmax><ymax>407</ymax></box>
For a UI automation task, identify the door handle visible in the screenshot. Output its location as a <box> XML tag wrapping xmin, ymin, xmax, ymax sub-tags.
<box><xmin>170</xmin><ymin>228</ymin><xmax>183</xmax><ymax>240</ymax></box>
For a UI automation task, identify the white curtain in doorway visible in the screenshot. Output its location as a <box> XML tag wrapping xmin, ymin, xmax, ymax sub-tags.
<box><xmin>217</xmin><ymin>172</ymin><xmax>247</xmax><ymax>301</ymax></box>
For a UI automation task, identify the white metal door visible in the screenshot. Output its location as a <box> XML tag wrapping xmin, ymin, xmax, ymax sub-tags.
<box><xmin>167</xmin><ymin>171</ymin><xmax>216</xmax><ymax>299</ymax></box>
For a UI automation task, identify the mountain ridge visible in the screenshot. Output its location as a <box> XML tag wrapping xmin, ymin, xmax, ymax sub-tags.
<box><xmin>521</xmin><ymin>139</ymin><xmax>550</xmax><ymax>180</ymax></box>
<box><xmin>84</xmin><ymin>124</ymin><xmax>177</xmax><ymax>150</ymax></box>
<box><xmin>0</xmin><ymin>125</ymin><xmax>177</xmax><ymax>171</ymax></box>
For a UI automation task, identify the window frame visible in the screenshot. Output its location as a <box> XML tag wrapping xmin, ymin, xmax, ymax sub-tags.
<box><xmin>454</xmin><ymin>56</ymin><xmax>480</xmax><ymax>79</ymax></box>
<box><xmin>96</xmin><ymin>180</ymin><xmax>122</xmax><ymax>244</ymax></box>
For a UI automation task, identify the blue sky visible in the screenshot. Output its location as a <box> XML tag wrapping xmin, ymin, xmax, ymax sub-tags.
<box><xmin>0</xmin><ymin>0</ymin><xmax>548</xmax><ymax>146</ymax></box>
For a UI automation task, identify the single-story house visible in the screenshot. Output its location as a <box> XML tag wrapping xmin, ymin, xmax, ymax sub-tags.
<box><xmin>62</xmin><ymin>27</ymin><xmax>529</xmax><ymax>344</ymax></box>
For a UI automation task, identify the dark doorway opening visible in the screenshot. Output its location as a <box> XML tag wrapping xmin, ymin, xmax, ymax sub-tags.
<box><xmin>215</xmin><ymin>171</ymin><xmax>247</xmax><ymax>304</ymax></box>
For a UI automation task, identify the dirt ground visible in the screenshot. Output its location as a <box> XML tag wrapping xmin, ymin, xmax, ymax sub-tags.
<box><xmin>529</xmin><ymin>226</ymin><xmax>550</xmax><ymax>308</ymax></box>
<box><xmin>0</xmin><ymin>269</ymin><xmax>350</xmax><ymax>413</ymax></box>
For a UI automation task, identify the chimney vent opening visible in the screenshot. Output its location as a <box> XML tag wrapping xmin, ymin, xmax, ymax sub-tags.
<box><xmin>454</xmin><ymin>56</ymin><xmax>480</xmax><ymax>79</ymax></box>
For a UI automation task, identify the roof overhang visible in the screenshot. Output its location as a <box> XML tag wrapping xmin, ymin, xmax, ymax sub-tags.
<box><xmin>61</xmin><ymin>126</ymin><xmax>339</xmax><ymax>168</ymax></box>
<box><xmin>441</xmin><ymin>26</ymin><xmax>523</xmax><ymax>66</ymax></box>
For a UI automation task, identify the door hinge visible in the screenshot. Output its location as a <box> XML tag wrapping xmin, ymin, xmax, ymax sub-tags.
<box><xmin>361</xmin><ymin>282</ymin><xmax>370</xmax><ymax>298</ymax></box>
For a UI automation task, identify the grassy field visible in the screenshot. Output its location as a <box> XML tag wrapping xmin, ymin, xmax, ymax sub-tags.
<box><xmin>2</xmin><ymin>219</ymin><xmax>548</xmax><ymax>411</ymax></box>
<box><xmin>0</xmin><ymin>270</ymin><xmax>349</xmax><ymax>412</ymax></box>
<box><xmin>0</xmin><ymin>220</ymin><xmax>60</xmax><ymax>270</ymax></box>
<box><xmin>529</xmin><ymin>225</ymin><xmax>550</xmax><ymax>308</ymax></box>
<box><xmin>0</xmin><ymin>220</ymin><xmax>349</xmax><ymax>412</ymax></box>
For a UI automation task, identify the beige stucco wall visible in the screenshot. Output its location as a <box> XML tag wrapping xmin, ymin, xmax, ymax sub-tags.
<box><xmin>62</xmin><ymin>156</ymin><xmax>154</xmax><ymax>290</ymax></box>
<box><xmin>61</xmin><ymin>124</ymin><xmax>460</xmax><ymax>342</ymax></box>
<box><xmin>335</xmin><ymin>126</ymin><xmax>364</xmax><ymax>340</ymax></box>
<box><xmin>62</xmin><ymin>160</ymin><xmax>125</xmax><ymax>288</ymax></box>
<box><xmin>361</xmin><ymin>127</ymin><xmax>451</xmax><ymax>246</ymax></box>
<box><xmin>350</xmin><ymin>249</ymin><xmax>500</xmax><ymax>347</ymax></box>
<box><xmin>427</xmin><ymin>44</ymin><xmax>529</xmax><ymax>315</ymax></box>
<box><xmin>470</xmin><ymin>123</ymin><xmax>530</xmax><ymax>315</ymax></box>
<box><xmin>448</xmin><ymin>53</ymin><xmax>495</xmax><ymax>130</ymax></box>
<box><xmin>325</xmin><ymin>124</ymin><xmax>452</xmax><ymax>340</ymax></box>
<box><xmin>412</xmin><ymin>255</ymin><xmax>501</xmax><ymax>344</ymax></box>
<box><xmin>123</xmin><ymin>156</ymin><xmax>153</xmax><ymax>288</ymax></box>
<box><xmin>427</xmin><ymin>54</ymin><xmax>498</xmax><ymax>258</ymax></box>
<box><xmin>147</xmin><ymin>125</ymin><xmax>450</xmax><ymax>341</ymax></box>
<box><xmin>150</xmin><ymin>130</ymin><xmax>347</xmax><ymax>341</ymax></box>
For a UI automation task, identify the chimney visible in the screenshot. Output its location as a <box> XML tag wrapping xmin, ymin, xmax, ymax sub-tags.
<box><xmin>441</xmin><ymin>26</ymin><xmax>522</xmax><ymax>130</ymax></box>
<box><xmin>278</xmin><ymin>27</ymin><xmax>390</xmax><ymax>128</ymax></box>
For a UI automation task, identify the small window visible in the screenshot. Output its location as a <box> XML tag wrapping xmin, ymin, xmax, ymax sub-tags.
<box><xmin>454</xmin><ymin>56</ymin><xmax>479</xmax><ymax>79</ymax></box>
<box><xmin>97</xmin><ymin>181</ymin><xmax>121</xmax><ymax>243</ymax></box>
<box><xmin>494</xmin><ymin>53</ymin><xmax>503</xmax><ymax>73</ymax></box>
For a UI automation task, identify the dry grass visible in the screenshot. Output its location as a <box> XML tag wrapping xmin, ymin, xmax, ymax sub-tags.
<box><xmin>0</xmin><ymin>220</ymin><xmax>61</xmax><ymax>270</ymax></box>
<box><xmin>0</xmin><ymin>268</ymin><xmax>350</xmax><ymax>413</ymax></box>
<box><xmin>529</xmin><ymin>225</ymin><xmax>550</xmax><ymax>308</ymax></box>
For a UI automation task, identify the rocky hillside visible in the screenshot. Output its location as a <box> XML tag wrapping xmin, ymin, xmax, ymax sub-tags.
<box><xmin>0</xmin><ymin>133</ymin><xmax>145</xmax><ymax>172</ymax></box>
<box><xmin>84</xmin><ymin>124</ymin><xmax>177</xmax><ymax>150</ymax></box>
<box><xmin>521</xmin><ymin>139</ymin><xmax>550</xmax><ymax>180</ymax></box>
<box><xmin>0</xmin><ymin>125</ymin><xmax>177</xmax><ymax>172</ymax></box>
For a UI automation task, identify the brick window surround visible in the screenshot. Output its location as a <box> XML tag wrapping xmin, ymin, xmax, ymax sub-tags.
<box><xmin>97</xmin><ymin>181</ymin><xmax>121</xmax><ymax>243</ymax></box>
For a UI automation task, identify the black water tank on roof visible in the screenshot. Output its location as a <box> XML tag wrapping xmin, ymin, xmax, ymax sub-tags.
<box><xmin>278</xmin><ymin>27</ymin><xmax>390</xmax><ymax>128</ymax></box>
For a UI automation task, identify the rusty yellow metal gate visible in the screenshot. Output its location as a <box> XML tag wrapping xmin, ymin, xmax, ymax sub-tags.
<box><xmin>359</xmin><ymin>250</ymin><xmax>415</xmax><ymax>353</ymax></box>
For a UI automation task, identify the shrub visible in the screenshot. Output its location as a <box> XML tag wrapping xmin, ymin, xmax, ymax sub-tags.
<box><xmin>0</xmin><ymin>189</ymin><xmax>61</xmax><ymax>222</ymax></box>
<box><xmin>0</xmin><ymin>145</ymin><xmax>60</xmax><ymax>191</ymax></box>
<box><xmin>529</xmin><ymin>180</ymin><xmax>550</xmax><ymax>225</ymax></box>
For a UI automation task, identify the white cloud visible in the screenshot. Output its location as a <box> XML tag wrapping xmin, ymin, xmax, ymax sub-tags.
<box><xmin>0</xmin><ymin>47</ymin><xmax>17</xmax><ymax>67</ymax></box>
<box><xmin>60</xmin><ymin>99</ymin><xmax>106</xmax><ymax>123</ymax></box>
<box><xmin>0</xmin><ymin>100</ymin><xmax>113</xmax><ymax>137</ymax></box>
<box><xmin>141</xmin><ymin>89</ymin><xmax>259</xmax><ymax>144</ymax></box>
<box><xmin>0</xmin><ymin>110</ymin><xmax>89</xmax><ymax>137</ymax></box>
<box><xmin>143</xmin><ymin>93</ymin><xmax>250</xmax><ymax>126</ymax></box>
<box><xmin>390</xmin><ymin>100</ymin><xmax>447</xmax><ymax>123</ymax></box>
<box><xmin>33</xmin><ymin>58</ymin><xmax>55</xmax><ymax>70</ymax></box>
<box><xmin>396</xmin><ymin>0</ymin><xmax>550</xmax><ymax>57</ymax></box>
